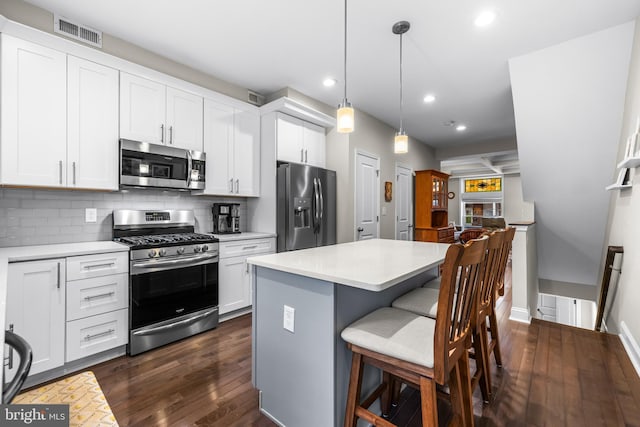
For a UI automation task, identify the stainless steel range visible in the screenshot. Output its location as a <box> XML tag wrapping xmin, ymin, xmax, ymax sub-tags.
<box><xmin>113</xmin><ymin>209</ymin><xmax>219</xmax><ymax>356</ymax></box>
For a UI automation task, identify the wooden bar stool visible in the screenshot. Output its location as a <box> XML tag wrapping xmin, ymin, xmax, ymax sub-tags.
<box><xmin>487</xmin><ymin>226</ymin><xmax>515</xmax><ymax>367</ymax></box>
<box><xmin>391</xmin><ymin>232</ymin><xmax>504</xmax><ymax>403</ymax></box>
<box><xmin>469</xmin><ymin>230</ymin><xmax>505</xmax><ymax>402</ymax></box>
<box><xmin>341</xmin><ymin>237</ymin><xmax>488</xmax><ymax>427</ymax></box>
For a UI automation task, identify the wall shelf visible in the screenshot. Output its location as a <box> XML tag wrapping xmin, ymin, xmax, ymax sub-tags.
<box><xmin>617</xmin><ymin>156</ymin><xmax>640</xmax><ymax>169</ymax></box>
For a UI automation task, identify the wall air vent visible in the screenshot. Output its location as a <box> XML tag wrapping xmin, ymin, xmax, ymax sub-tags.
<box><xmin>247</xmin><ymin>90</ymin><xmax>265</xmax><ymax>106</ymax></box>
<box><xmin>54</xmin><ymin>14</ymin><xmax>103</xmax><ymax>48</ymax></box>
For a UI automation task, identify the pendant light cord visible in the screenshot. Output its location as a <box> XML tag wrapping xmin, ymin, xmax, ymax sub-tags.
<box><xmin>344</xmin><ymin>0</ymin><xmax>348</xmax><ymax>102</ymax></box>
<box><xmin>399</xmin><ymin>32</ymin><xmax>404</xmax><ymax>133</ymax></box>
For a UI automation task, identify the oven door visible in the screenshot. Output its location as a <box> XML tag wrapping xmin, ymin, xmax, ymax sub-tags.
<box><xmin>128</xmin><ymin>256</ymin><xmax>218</xmax><ymax>355</ymax></box>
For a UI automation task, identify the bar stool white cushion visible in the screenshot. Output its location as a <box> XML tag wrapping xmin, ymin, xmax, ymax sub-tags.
<box><xmin>422</xmin><ymin>276</ymin><xmax>441</xmax><ymax>289</ymax></box>
<box><xmin>391</xmin><ymin>287</ymin><xmax>440</xmax><ymax>318</ymax></box>
<box><xmin>341</xmin><ymin>307</ymin><xmax>436</xmax><ymax>368</ymax></box>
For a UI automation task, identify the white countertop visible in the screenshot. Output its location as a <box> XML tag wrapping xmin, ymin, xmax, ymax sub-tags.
<box><xmin>210</xmin><ymin>232</ymin><xmax>276</xmax><ymax>242</ymax></box>
<box><xmin>247</xmin><ymin>238</ymin><xmax>450</xmax><ymax>292</ymax></box>
<box><xmin>0</xmin><ymin>241</ymin><xmax>129</xmax><ymax>263</ymax></box>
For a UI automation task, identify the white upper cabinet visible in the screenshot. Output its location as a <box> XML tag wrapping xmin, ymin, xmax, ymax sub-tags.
<box><xmin>120</xmin><ymin>72</ymin><xmax>165</xmax><ymax>144</ymax></box>
<box><xmin>276</xmin><ymin>113</ymin><xmax>326</xmax><ymax>168</ymax></box>
<box><xmin>302</xmin><ymin>121</ymin><xmax>326</xmax><ymax>168</ymax></box>
<box><xmin>120</xmin><ymin>72</ymin><xmax>204</xmax><ymax>151</ymax></box>
<box><xmin>67</xmin><ymin>56</ymin><xmax>119</xmax><ymax>190</ymax></box>
<box><xmin>1</xmin><ymin>34</ymin><xmax>67</xmax><ymax>187</ymax></box>
<box><xmin>166</xmin><ymin>86</ymin><xmax>204</xmax><ymax>152</ymax></box>
<box><xmin>203</xmin><ymin>98</ymin><xmax>260</xmax><ymax>197</ymax></box>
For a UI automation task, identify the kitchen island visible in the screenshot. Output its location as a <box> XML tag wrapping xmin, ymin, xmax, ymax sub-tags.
<box><xmin>247</xmin><ymin>238</ymin><xmax>450</xmax><ymax>427</ymax></box>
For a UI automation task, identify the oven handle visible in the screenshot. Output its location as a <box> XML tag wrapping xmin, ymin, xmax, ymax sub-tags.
<box><xmin>132</xmin><ymin>309</ymin><xmax>218</xmax><ymax>336</ymax></box>
<box><xmin>132</xmin><ymin>253</ymin><xmax>218</xmax><ymax>269</ymax></box>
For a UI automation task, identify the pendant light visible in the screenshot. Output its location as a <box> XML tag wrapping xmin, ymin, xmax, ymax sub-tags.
<box><xmin>337</xmin><ymin>0</ymin><xmax>354</xmax><ymax>133</ymax></box>
<box><xmin>393</xmin><ymin>21</ymin><xmax>410</xmax><ymax>154</ymax></box>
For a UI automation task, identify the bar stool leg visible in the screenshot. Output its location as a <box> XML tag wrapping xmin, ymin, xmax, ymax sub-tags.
<box><xmin>489</xmin><ymin>308</ymin><xmax>503</xmax><ymax>367</ymax></box>
<box><xmin>344</xmin><ymin>352</ymin><xmax>364</xmax><ymax>427</ymax></box>
<box><xmin>419</xmin><ymin>376</ymin><xmax>438</xmax><ymax>427</ymax></box>
<box><xmin>449</xmin><ymin>352</ymin><xmax>475</xmax><ymax>427</ymax></box>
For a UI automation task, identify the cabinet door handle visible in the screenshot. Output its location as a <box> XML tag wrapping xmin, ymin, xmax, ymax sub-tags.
<box><xmin>242</xmin><ymin>245</ymin><xmax>257</xmax><ymax>250</ymax></box>
<box><xmin>72</xmin><ymin>162</ymin><xmax>76</xmax><ymax>185</ymax></box>
<box><xmin>83</xmin><ymin>291</ymin><xmax>115</xmax><ymax>301</ymax></box>
<box><xmin>229</xmin><ymin>178</ymin><xmax>234</xmax><ymax>193</ymax></box>
<box><xmin>83</xmin><ymin>262</ymin><xmax>115</xmax><ymax>271</ymax></box>
<box><xmin>57</xmin><ymin>262</ymin><xmax>61</xmax><ymax>289</ymax></box>
<box><xmin>84</xmin><ymin>329</ymin><xmax>115</xmax><ymax>341</ymax></box>
<box><xmin>304</xmin><ymin>149</ymin><xmax>308</xmax><ymax>163</ymax></box>
<box><xmin>357</xmin><ymin>227</ymin><xmax>364</xmax><ymax>232</ymax></box>
<box><xmin>235</xmin><ymin>179</ymin><xmax>239</xmax><ymax>194</ymax></box>
<box><xmin>169</xmin><ymin>126</ymin><xmax>173</xmax><ymax>144</ymax></box>
<box><xmin>59</xmin><ymin>161</ymin><xmax>63</xmax><ymax>184</ymax></box>
<box><xmin>300</xmin><ymin>148</ymin><xmax>304</xmax><ymax>162</ymax></box>
<box><xmin>161</xmin><ymin>124</ymin><xmax>165</xmax><ymax>143</ymax></box>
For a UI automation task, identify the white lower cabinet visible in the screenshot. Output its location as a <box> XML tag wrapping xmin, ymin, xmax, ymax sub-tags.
<box><xmin>218</xmin><ymin>237</ymin><xmax>275</xmax><ymax>316</ymax></box>
<box><xmin>65</xmin><ymin>253</ymin><xmax>129</xmax><ymax>362</ymax></box>
<box><xmin>219</xmin><ymin>255</ymin><xmax>252</xmax><ymax>315</ymax></box>
<box><xmin>4</xmin><ymin>250</ymin><xmax>129</xmax><ymax>381</ymax></box>
<box><xmin>66</xmin><ymin>309</ymin><xmax>128</xmax><ymax>362</ymax></box>
<box><xmin>5</xmin><ymin>259</ymin><xmax>66</xmax><ymax>379</ymax></box>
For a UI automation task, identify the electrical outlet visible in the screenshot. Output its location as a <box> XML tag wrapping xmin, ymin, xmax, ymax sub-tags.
<box><xmin>85</xmin><ymin>208</ymin><xmax>97</xmax><ymax>223</ymax></box>
<box><xmin>283</xmin><ymin>305</ymin><xmax>295</xmax><ymax>333</ymax></box>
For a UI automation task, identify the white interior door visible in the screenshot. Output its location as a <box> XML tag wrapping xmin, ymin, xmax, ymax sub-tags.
<box><xmin>355</xmin><ymin>151</ymin><xmax>379</xmax><ymax>240</ymax></box>
<box><xmin>395</xmin><ymin>164</ymin><xmax>413</xmax><ymax>240</ymax></box>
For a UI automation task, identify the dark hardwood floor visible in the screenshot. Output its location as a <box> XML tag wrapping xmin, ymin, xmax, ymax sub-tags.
<box><xmin>83</xmin><ymin>264</ymin><xmax>640</xmax><ymax>426</ymax></box>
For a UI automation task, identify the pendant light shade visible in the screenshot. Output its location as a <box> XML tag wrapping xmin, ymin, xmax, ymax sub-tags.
<box><xmin>393</xmin><ymin>21</ymin><xmax>410</xmax><ymax>154</ymax></box>
<box><xmin>337</xmin><ymin>101</ymin><xmax>354</xmax><ymax>133</ymax></box>
<box><xmin>394</xmin><ymin>132</ymin><xmax>408</xmax><ymax>154</ymax></box>
<box><xmin>337</xmin><ymin>0</ymin><xmax>354</xmax><ymax>133</ymax></box>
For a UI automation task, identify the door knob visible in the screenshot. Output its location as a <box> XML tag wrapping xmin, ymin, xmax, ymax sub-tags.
<box><xmin>357</xmin><ymin>227</ymin><xmax>364</xmax><ymax>232</ymax></box>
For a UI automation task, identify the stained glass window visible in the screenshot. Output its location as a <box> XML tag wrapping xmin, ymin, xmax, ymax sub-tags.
<box><xmin>464</xmin><ymin>177</ymin><xmax>502</xmax><ymax>192</ymax></box>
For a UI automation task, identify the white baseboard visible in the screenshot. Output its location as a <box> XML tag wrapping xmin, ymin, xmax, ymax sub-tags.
<box><xmin>509</xmin><ymin>307</ymin><xmax>531</xmax><ymax>324</ymax></box>
<box><xmin>619</xmin><ymin>321</ymin><xmax>640</xmax><ymax>377</ymax></box>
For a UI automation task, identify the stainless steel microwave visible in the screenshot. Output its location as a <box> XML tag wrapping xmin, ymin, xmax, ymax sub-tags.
<box><xmin>120</xmin><ymin>139</ymin><xmax>205</xmax><ymax>190</ymax></box>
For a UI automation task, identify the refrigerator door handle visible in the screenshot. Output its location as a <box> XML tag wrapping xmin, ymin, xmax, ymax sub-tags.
<box><xmin>313</xmin><ymin>177</ymin><xmax>320</xmax><ymax>232</ymax></box>
<box><xmin>318</xmin><ymin>178</ymin><xmax>324</xmax><ymax>222</ymax></box>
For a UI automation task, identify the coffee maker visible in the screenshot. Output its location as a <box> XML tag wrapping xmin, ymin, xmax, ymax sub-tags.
<box><xmin>212</xmin><ymin>203</ymin><xmax>240</xmax><ymax>234</ymax></box>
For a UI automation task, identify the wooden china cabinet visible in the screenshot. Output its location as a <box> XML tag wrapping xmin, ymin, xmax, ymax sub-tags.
<box><xmin>414</xmin><ymin>169</ymin><xmax>455</xmax><ymax>243</ymax></box>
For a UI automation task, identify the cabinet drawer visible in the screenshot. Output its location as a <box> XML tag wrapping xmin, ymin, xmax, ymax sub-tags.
<box><xmin>66</xmin><ymin>273</ymin><xmax>128</xmax><ymax>321</ymax></box>
<box><xmin>67</xmin><ymin>252</ymin><xmax>128</xmax><ymax>281</ymax></box>
<box><xmin>66</xmin><ymin>309</ymin><xmax>128</xmax><ymax>362</ymax></box>
<box><xmin>219</xmin><ymin>238</ymin><xmax>275</xmax><ymax>258</ymax></box>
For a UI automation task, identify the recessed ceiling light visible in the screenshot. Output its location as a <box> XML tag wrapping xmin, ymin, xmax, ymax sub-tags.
<box><xmin>456</xmin><ymin>124</ymin><xmax>467</xmax><ymax>132</ymax></box>
<box><xmin>323</xmin><ymin>78</ymin><xmax>337</xmax><ymax>87</ymax></box>
<box><xmin>423</xmin><ymin>94</ymin><xmax>436</xmax><ymax>103</ymax></box>
<box><xmin>474</xmin><ymin>10</ymin><xmax>496</xmax><ymax>27</ymax></box>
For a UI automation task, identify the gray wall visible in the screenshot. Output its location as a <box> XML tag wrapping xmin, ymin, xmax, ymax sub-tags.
<box><xmin>604</xmin><ymin>16</ymin><xmax>640</xmax><ymax>354</ymax></box>
<box><xmin>326</xmin><ymin>109</ymin><xmax>438</xmax><ymax>243</ymax></box>
<box><xmin>509</xmin><ymin>21</ymin><xmax>634</xmax><ymax>286</ymax></box>
<box><xmin>0</xmin><ymin>0</ymin><xmax>252</xmax><ymax>102</ymax></box>
<box><xmin>0</xmin><ymin>188</ymin><xmax>245</xmax><ymax>247</ymax></box>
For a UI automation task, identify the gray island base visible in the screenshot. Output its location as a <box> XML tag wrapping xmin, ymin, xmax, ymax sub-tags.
<box><xmin>248</xmin><ymin>239</ymin><xmax>449</xmax><ymax>427</ymax></box>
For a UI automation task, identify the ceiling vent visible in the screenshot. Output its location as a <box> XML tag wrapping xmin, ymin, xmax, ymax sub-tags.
<box><xmin>54</xmin><ymin>15</ymin><xmax>103</xmax><ymax>48</ymax></box>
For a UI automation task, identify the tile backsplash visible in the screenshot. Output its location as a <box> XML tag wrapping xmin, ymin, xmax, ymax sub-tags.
<box><xmin>0</xmin><ymin>188</ymin><xmax>246</xmax><ymax>247</ymax></box>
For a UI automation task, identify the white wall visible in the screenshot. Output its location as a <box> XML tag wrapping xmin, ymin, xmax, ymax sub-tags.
<box><xmin>504</xmin><ymin>175</ymin><xmax>535</xmax><ymax>224</ymax></box>
<box><xmin>604</xmin><ymin>16</ymin><xmax>640</xmax><ymax>367</ymax></box>
<box><xmin>509</xmin><ymin>21</ymin><xmax>634</xmax><ymax>286</ymax></box>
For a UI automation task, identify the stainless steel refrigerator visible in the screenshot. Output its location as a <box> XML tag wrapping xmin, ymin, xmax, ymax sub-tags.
<box><xmin>277</xmin><ymin>163</ymin><xmax>336</xmax><ymax>252</ymax></box>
